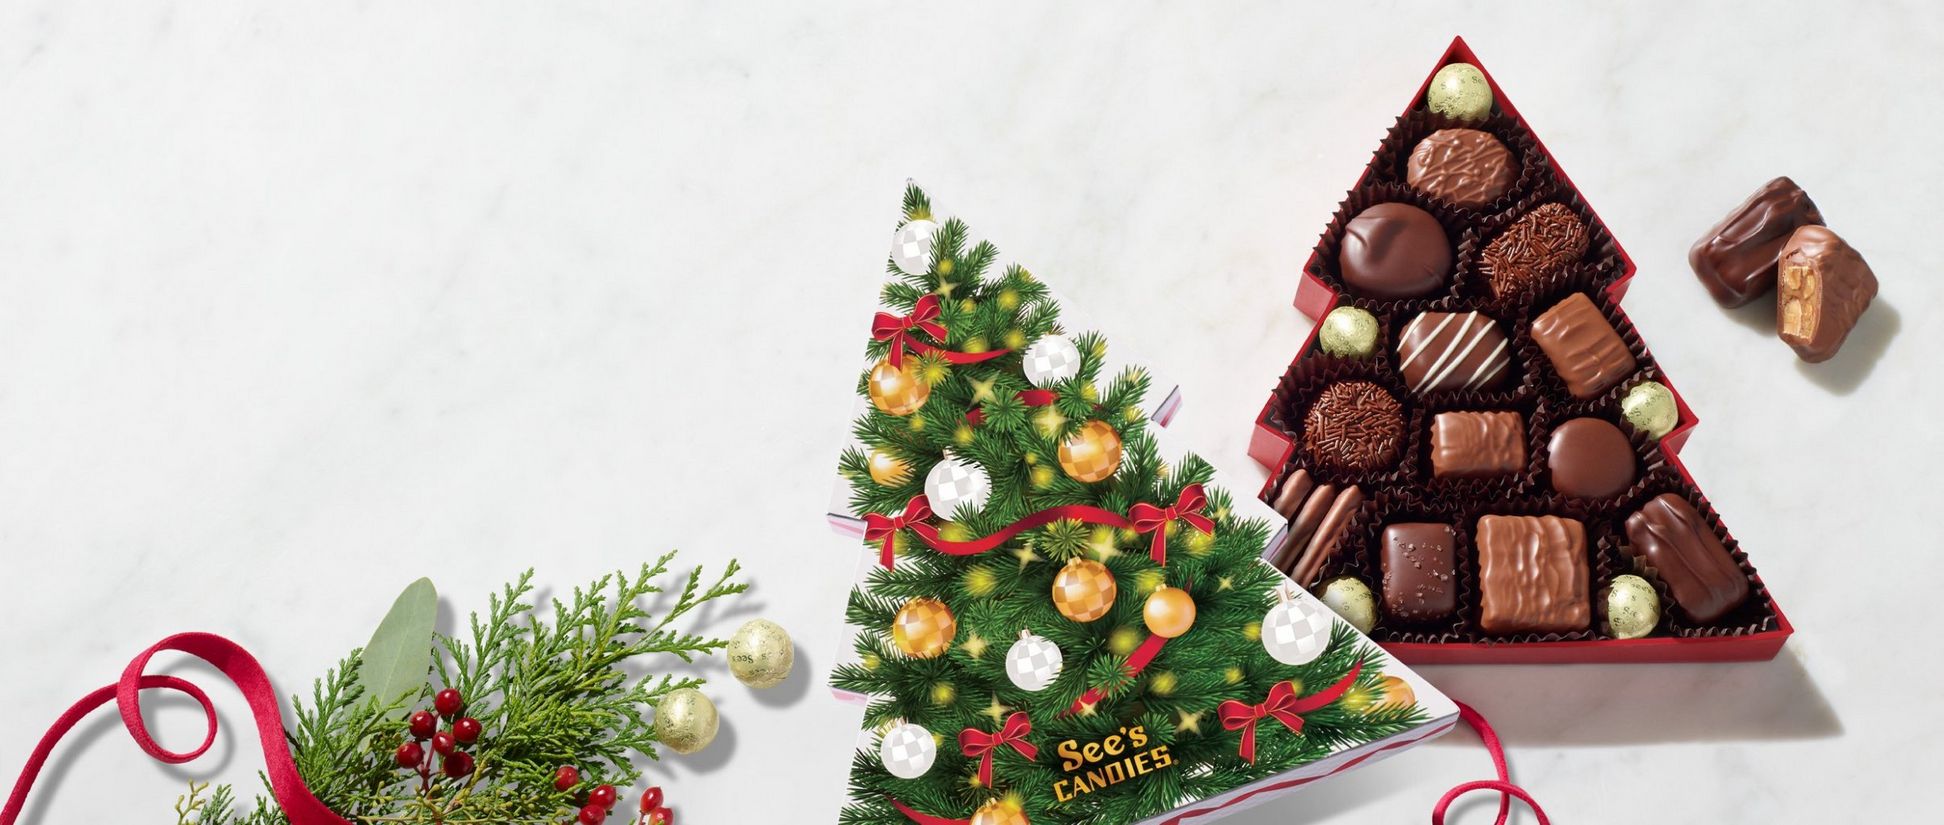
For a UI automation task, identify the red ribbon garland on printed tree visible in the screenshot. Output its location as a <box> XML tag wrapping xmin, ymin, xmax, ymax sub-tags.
<box><xmin>3</xmin><ymin>633</ymin><xmax>351</xmax><ymax>825</ymax></box>
<box><xmin>956</xmin><ymin>712</ymin><xmax>1038</xmax><ymax>789</ymax></box>
<box><xmin>864</xmin><ymin>484</ymin><xmax>1214</xmax><ymax>570</ymax></box>
<box><xmin>872</xmin><ymin>295</ymin><xmax>1012</xmax><ymax>370</ymax></box>
<box><xmin>1217</xmin><ymin>662</ymin><xmax>1364</xmax><ymax>764</ymax></box>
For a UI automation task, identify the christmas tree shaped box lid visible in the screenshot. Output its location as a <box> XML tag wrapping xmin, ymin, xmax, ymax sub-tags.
<box><xmin>827</xmin><ymin>187</ymin><xmax>1183</xmax><ymax>539</ymax></box>
<box><xmin>825</xmin><ymin>185</ymin><xmax>1459</xmax><ymax>824</ymax></box>
<box><xmin>1247</xmin><ymin>37</ymin><xmax>1792</xmax><ymax>664</ymax></box>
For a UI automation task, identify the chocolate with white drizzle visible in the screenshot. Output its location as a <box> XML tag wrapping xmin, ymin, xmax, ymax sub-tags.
<box><xmin>1396</xmin><ymin>310</ymin><xmax>1513</xmax><ymax>395</ymax></box>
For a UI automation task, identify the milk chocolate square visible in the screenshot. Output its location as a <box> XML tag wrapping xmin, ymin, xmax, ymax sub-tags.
<box><xmin>1382</xmin><ymin>522</ymin><xmax>1458</xmax><ymax>621</ymax></box>
<box><xmin>1531</xmin><ymin>293</ymin><xmax>1636</xmax><ymax>399</ymax></box>
<box><xmin>1476</xmin><ymin>515</ymin><xmax>1589</xmax><ymax>634</ymax></box>
<box><xmin>1430</xmin><ymin>411</ymin><xmax>1526</xmax><ymax>479</ymax></box>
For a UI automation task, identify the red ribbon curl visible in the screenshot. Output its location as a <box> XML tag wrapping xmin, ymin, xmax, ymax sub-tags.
<box><xmin>4</xmin><ymin>633</ymin><xmax>352</xmax><ymax>825</ymax></box>
<box><xmin>1217</xmin><ymin>662</ymin><xmax>1364</xmax><ymax>764</ymax></box>
<box><xmin>956</xmin><ymin>712</ymin><xmax>1038</xmax><ymax>789</ymax></box>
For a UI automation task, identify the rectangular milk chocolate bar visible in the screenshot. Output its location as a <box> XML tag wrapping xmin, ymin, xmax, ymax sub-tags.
<box><xmin>1430</xmin><ymin>411</ymin><xmax>1526</xmax><ymax>479</ymax></box>
<box><xmin>1624</xmin><ymin>493</ymin><xmax>1749</xmax><ymax>624</ymax></box>
<box><xmin>1476</xmin><ymin>514</ymin><xmax>1589</xmax><ymax>634</ymax></box>
<box><xmin>1531</xmin><ymin>293</ymin><xmax>1636</xmax><ymax>400</ymax></box>
<box><xmin>1688</xmin><ymin>176</ymin><xmax>1824</xmax><ymax>308</ymax></box>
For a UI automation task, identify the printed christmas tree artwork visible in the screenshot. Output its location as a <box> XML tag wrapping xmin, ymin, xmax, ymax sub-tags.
<box><xmin>1247</xmin><ymin>37</ymin><xmax>1793</xmax><ymax>664</ymax></box>
<box><xmin>828</xmin><ymin>185</ymin><xmax>1456</xmax><ymax>824</ymax></box>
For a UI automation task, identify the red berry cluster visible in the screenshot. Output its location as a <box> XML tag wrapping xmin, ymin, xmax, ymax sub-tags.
<box><xmin>551</xmin><ymin>765</ymin><xmax>673</xmax><ymax>825</ymax></box>
<box><xmin>394</xmin><ymin>688</ymin><xmax>481</xmax><ymax>788</ymax></box>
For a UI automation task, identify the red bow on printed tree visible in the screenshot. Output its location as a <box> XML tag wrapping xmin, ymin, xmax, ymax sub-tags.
<box><xmin>957</xmin><ymin>712</ymin><xmax>1038</xmax><ymax>788</ymax></box>
<box><xmin>862</xmin><ymin>495</ymin><xmax>941</xmax><ymax>568</ymax></box>
<box><xmin>870</xmin><ymin>295</ymin><xmax>1011</xmax><ymax>369</ymax></box>
<box><xmin>1126</xmin><ymin>483</ymin><xmax>1216</xmax><ymax>565</ymax></box>
<box><xmin>1217</xmin><ymin>663</ymin><xmax>1363</xmax><ymax>764</ymax></box>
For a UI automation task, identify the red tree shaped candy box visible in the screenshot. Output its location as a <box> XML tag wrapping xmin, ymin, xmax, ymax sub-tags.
<box><xmin>1247</xmin><ymin>37</ymin><xmax>1793</xmax><ymax>665</ymax></box>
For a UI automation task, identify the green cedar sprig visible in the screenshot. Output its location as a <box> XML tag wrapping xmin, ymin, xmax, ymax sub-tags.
<box><xmin>183</xmin><ymin>552</ymin><xmax>744</xmax><ymax>824</ymax></box>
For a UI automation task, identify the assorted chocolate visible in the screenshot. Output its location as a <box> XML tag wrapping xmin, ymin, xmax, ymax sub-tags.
<box><xmin>1381</xmin><ymin>523</ymin><xmax>1458</xmax><ymax>621</ymax></box>
<box><xmin>1688</xmin><ymin>176</ymin><xmax>1824</xmax><ymax>308</ymax></box>
<box><xmin>1301</xmin><ymin>381</ymin><xmax>1404</xmax><ymax>475</ymax></box>
<box><xmin>1266</xmin><ymin>61</ymin><xmax>1774</xmax><ymax>647</ymax></box>
<box><xmin>1338</xmin><ymin>202</ymin><xmax>1452</xmax><ymax>299</ymax></box>
<box><xmin>1480</xmin><ymin>202</ymin><xmax>1589</xmax><ymax>301</ymax></box>
<box><xmin>1531</xmin><ymin>293</ymin><xmax>1636</xmax><ymax>399</ymax></box>
<box><xmin>1319</xmin><ymin>305</ymin><xmax>1381</xmax><ymax>358</ymax></box>
<box><xmin>1545</xmin><ymin>417</ymin><xmax>1635</xmax><ymax>498</ymax></box>
<box><xmin>1430</xmin><ymin>411</ymin><xmax>1524</xmax><ymax>480</ymax></box>
<box><xmin>1407</xmin><ymin>129</ymin><xmax>1515</xmax><ymax>209</ymax></box>
<box><xmin>1777</xmin><ymin>225</ymin><xmax>1878</xmax><ymax>363</ymax></box>
<box><xmin>1396</xmin><ymin>311</ymin><xmax>1513</xmax><ymax>394</ymax></box>
<box><xmin>1624</xmin><ymin>494</ymin><xmax>1749</xmax><ymax>624</ymax></box>
<box><xmin>1690</xmin><ymin>178</ymin><xmax>1879</xmax><ymax>362</ymax></box>
<box><xmin>1476</xmin><ymin>515</ymin><xmax>1589</xmax><ymax>634</ymax></box>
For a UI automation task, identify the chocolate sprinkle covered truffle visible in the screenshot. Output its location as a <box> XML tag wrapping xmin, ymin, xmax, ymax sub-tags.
<box><xmin>1396</xmin><ymin>310</ymin><xmax>1513</xmax><ymax>395</ymax></box>
<box><xmin>1407</xmin><ymin>129</ymin><xmax>1515</xmax><ymax>210</ymax></box>
<box><xmin>1546</xmin><ymin>417</ymin><xmax>1636</xmax><ymax>498</ymax></box>
<box><xmin>1338</xmin><ymin>203</ymin><xmax>1452</xmax><ymax>299</ymax></box>
<box><xmin>1480</xmin><ymin>203</ymin><xmax>1589</xmax><ymax>300</ymax></box>
<box><xmin>1302</xmin><ymin>381</ymin><xmax>1404</xmax><ymax>475</ymax></box>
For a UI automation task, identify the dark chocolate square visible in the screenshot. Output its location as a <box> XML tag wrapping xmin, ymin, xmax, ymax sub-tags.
<box><xmin>1381</xmin><ymin>522</ymin><xmax>1458</xmax><ymax>621</ymax></box>
<box><xmin>1476</xmin><ymin>515</ymin><xmax>1589</xmax><ymax>634</ymax></box>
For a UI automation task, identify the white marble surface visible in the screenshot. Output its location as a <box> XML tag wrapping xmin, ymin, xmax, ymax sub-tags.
<box><xmin>1</xmin><ymin>2</ymin><xmax>1938</xmax><ymax>822</ymax></box>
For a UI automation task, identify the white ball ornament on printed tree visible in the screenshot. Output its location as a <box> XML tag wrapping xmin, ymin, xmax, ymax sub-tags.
<box><xmin>924</xmin><ymin>451</ymin><xmax>991</xmax><ymax>517</ymax></box>
<box><xmin>890</xmin><ymin>219</ymin><xmax>940</xmax><ymax>276</ymax></box>
<box><xmin>1004</xmin><ymin>629</ymin><xmax>1063</xmax><ymax>692</ymax></box>
<box><xmin>879</xmin><ymin>719</ymin><xmax>937</xmax><ymax>779</ymax></box>
<box><xmin>1022</xmin><ymin>334</ymin><xmax>1082</xmax><ymax>388</ymax></box>
<box><xmin>1261</xmin><ymin>586</ymin><xmax>1335</xmax><ymax>666</ymax></box>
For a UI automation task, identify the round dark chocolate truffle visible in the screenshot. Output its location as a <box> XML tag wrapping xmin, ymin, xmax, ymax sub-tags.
<box><xmin>1546</xmin><ymin>417</ymin><xmax>1636</xmax><ymax>498</ymax></box>
<box><xmin>1407</xmin><ymin>128</ymin><xmax>1515</xmax><ymax>209</ymax></box>
<box><xmin>1302</xmin><ymin>380</ymin><xmax>1405</xmax><ymax>475</ymax></box>
<box><xmin>1338</xmin><ymin>203</ymin><xmax>1452</xmax><ymax>299</ymax></box>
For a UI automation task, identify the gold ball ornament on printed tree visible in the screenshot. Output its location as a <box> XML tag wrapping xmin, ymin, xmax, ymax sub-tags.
<box><xmin>1057</xmin><ymin>420</ymin><xmax>1123</xmax><ymax>482</ymax></box>
<box><xmin>1051</xmin><ymin>558</ymin><xmax>1118</xmax><ymax>623</ymax></box>
<box><xmin>1346</xmin><ymin>675</ymin><xmax>1417</xmax><ymax>715</ymax></box>
<box><xmin>867</xmin><ymin>449</ymin><xmax>913</xmax><ymax>486</ymax></box>
<box><xmin>726</xmin><ymin>618</ymin><xmax>795</xmax><ymax>689</ymax></box>
<box><xmin>868</xmin><ymin>359</ymin><xmax>930</xmax><ymax>416</ymax></box>
<box><xmin>892</xmin><ymin>597</ymin><xmax>957</xmax><ymax>659</ymax></box>
<box><xmin>652</xmin><ymin>688</ymin><xmax>719</xmax><ymax>755</ymax></box>
<box><xmin>970</xmin><ymin>798</ymin><xmax>1029</xmax><ymax>825</ymax></box>
<box><xmin>1141</xmin><ymin>586</ymin><xmax>1197</xmax><ymax>639</ymax></box>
